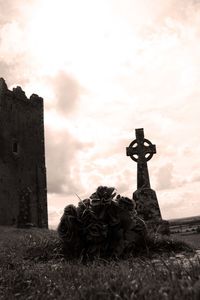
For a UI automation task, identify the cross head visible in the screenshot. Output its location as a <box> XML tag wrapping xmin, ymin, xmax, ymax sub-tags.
<box><xmin>126</xmin><ymin>128</ymin><xmax>156</xmax><ymax>163</ymax></box>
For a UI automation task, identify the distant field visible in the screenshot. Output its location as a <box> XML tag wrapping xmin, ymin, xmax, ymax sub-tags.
<box><xmin>171</xmin><ymin>232</ymin><xmax>200</xmax><ymax>249</ymax></box>
<box><xmin>0</xmin><ymin>227</ymin><xmax>200</xmax><ymax>299</ymax></box>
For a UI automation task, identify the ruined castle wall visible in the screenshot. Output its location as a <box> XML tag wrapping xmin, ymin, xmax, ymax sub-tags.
<box><xmin>0</xmin><ymin>78</ymin><xmax>48</xmax><ymax>227</ymax></box>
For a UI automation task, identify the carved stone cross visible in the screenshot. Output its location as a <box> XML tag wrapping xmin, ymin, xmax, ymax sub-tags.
<box><xmin>126</xmin><ymin>128</ymin><xmax>156</xmax><ymax>189</ymax></box>
<box><xmin>126</xmin><ymin>129</ymin><xmax>169</xmax><ymax>234</ymax></box>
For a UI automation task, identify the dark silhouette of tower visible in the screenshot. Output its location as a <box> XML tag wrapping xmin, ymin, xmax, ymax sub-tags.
<box><xmin>0</xmin><ymin>78</ymin><xmax>48</xmax><ymax>228</ymax></box>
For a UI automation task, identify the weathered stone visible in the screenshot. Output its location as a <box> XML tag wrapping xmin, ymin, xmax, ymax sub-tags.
<box><xmin>0</xmin><ymin>78</ymin><xmax>48</xmax><ymax>228</ymax></box>
<box><xmin>133</xmin><ymin>187</ymin><xmax>161</xmax><ymax>221</ymax></box>
<box><xmin>126</xmin><ymin>128</ymin><xmax>169</xmax><ymax>234</ymax></box>
<box><xmin>17</xmin><ymin>187</ymin><xmax>32</xmax><ymax>228</ymax></box>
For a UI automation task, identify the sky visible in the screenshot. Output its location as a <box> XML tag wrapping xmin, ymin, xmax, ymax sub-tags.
<box><xmin>0</xmin><ymin>0</ymin><xmax>200</xmax><ymax>228</ymax></box>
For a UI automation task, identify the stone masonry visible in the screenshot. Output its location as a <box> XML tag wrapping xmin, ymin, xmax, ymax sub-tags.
<box><xmin>0</xmin><ymin>78</ymin><xmax>48</xmax><ymax>228</ymax></box>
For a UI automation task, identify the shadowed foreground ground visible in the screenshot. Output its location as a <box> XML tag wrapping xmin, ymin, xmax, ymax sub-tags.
<box><xmin>0</xmin><ymin>227</ymin><xmax>200</xmax><ymax>300</ymax></box>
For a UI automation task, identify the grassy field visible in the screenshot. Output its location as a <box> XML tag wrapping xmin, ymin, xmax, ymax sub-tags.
<box><xmin>171</xmin><ymin>232</ymin><xmax>200</xmax><ymax>249</ymax></box>
<box><xmin>0</xmin><ymin>227</ymin><xmax>200</xmax><ymax>300</ymax></box>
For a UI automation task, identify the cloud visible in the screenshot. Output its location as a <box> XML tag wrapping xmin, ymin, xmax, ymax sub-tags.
<box><xmin>158</xmin><ymin>181</ymin><xmax>200</xmax><ymax>219</ymax></box>
<box><xmin>0</xmin><ymin>1</ymin><xmax>38</xmax><ymax>87</ymax></box>
<box><xmin>155</xmin><ymin>163</ymin><xmax>174</xmax><ymax>190</ymax></box>
<box><xmin>45</xmin><ymin>126</ymin><xmax>85</xmax><ymax>195</ymax></box>
<box><xmin>0</xmin><ymin>61</ymin><xmax>11</xmax><ymax>80</ymax></box>
<box><xmin>111</xmin><ymin>0</ymin><xmax>200</xmax><ymax>31</ymax></box>
<box><xmin>0</xmin><ymin>0</ymin><xmax>23</xmax><ymax>25</ymax></box>
<box><xmin>48</xmin><ymin>210</ymin><xmax>60</xmax><ymax>229</ymax></box>
<box><xmin>47</xmin><ymin>71</ymin><xmax>82</xmax><ymax>114</ymax></box>
<box><xmin>0</xmin><ymin>60</ymin><xmax>32</xmax><ymax>88</ymax></box>
<box><xmin>190</xmin><ymin>173</ymin><xmax>200</xmax><ymax>184</ymax></box>
<box><xmin>0</xmin><ymin>0</ymin><xmax>38</xmax><ymax>25</ymax></box>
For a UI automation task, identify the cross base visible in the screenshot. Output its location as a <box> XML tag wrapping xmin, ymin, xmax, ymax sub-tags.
<box><xmin>133</xmin><ymin>188</ymin><xmax>162</xmax><ymax>220</ymax></box>
<box><xmin>133</xmin><ymin>187</ymin><xmax>170</xmax><ymax>235</ymax></box>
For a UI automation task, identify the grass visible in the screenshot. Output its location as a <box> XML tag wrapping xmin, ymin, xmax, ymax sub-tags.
<box><xmin>0</xmin><ymin>227</ymin><xmax>200</xmax><ymax>300</ymax></box>
<box><xmin>171</xmin><ymin>232</ymin><xmax>200</xmax><ymax>249</ymax></box>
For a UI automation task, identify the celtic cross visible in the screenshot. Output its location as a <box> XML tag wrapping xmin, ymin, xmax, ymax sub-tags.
<box><xmin>126</xmin><ymin>128</ymin><xmax>156</xmax><ymax>189</ymax></box>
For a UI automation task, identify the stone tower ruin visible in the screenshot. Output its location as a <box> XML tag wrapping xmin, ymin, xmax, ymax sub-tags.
<box><xmin>0</xmin><ymin>78</ymin><xmax>48</xmax><ymax>228</ymax></box>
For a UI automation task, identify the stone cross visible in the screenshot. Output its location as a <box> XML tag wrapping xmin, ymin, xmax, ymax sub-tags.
<box><xmin>126</xmin><ymin>128</ymin><xmax>156</xmax><ymax>189</ymax></box>
<box><xmin>126</xmin><ymin>129</ymin><xmax>170</xmax><ymax>234</ymax></box>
